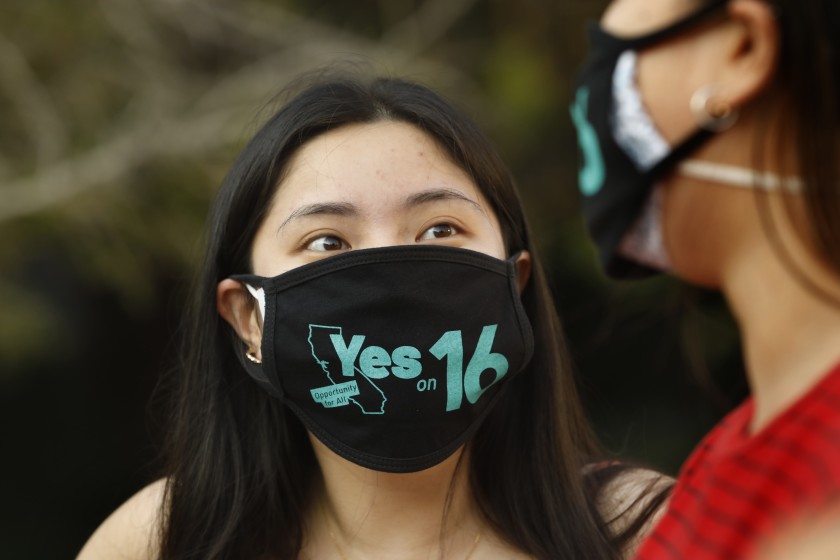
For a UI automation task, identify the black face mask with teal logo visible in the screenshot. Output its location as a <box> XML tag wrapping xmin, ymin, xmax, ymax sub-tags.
<box><xmin>232</xmin><ymin>245</ymin><xmax>534</xmax><ymax>473</ymax></box>
<box><xmin>570</xmin><ymin>0</ymin><xmax>727</xmax><ymax>277</ymax></box>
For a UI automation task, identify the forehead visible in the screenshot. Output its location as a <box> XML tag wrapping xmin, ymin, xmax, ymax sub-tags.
<box><xmin>601</xmin><ymin>0</ymin><xmax>701</xmax><ymax>36</ymax></box>
<box><xmin>272</xmin><ymin>121</ymin><xmax>488</xmax><ymax>209</ymax></box>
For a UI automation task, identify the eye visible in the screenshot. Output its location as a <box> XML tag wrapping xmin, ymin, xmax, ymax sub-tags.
<box><xmin>418</xmin><ymin>223</ymin><xmax>458</xmax><ymax>241</ymax></box>
<box><xmin>305</xmin><ymin>235</ymin><xmax>348</xmax><ymax>252</ymax></box>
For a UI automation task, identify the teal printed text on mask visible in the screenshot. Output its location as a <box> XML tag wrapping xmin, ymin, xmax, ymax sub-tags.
<box><xmin>429</xmin><ymin>325</ymin><xmax>509</xmax><ymax>412</ymax></box>
<box><xmin>310</xmin><ymin>380</ymin><xmax>360</xmax><ymax>408</ymax></box>
<box><xmin>308</xmin><ymin>324</ymin><xmax>508</xmax><ymax>414</ymax></box>
<box><xmin>309</xmin><ymin>325</ymin><xmax>387</xmax><ymax>415</ymax></box>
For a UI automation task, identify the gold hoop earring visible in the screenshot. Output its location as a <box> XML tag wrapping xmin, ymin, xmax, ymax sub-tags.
<box><xmin>246</xmin><ymin>349</ymin><xmax>262</xmax><ymax>364</ymax></box>
<box><xmin>690</xmin><ymin>85</ymin><xmax>739</xmax><ymax>132</ymax></box>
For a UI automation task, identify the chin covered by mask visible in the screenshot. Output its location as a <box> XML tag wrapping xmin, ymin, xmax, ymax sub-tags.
<box><xmin>232</xmin><ymin>245</ymin><xmax>534</xmax><ymax>473</ymax></box>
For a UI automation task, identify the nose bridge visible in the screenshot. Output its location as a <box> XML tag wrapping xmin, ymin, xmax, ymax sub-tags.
<box><xmin>355</xmin><ymin>202</ymin><xmax>410</xmax><ymax>250</ymax></box>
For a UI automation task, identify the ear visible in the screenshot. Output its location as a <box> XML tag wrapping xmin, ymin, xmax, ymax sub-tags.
<box><xmin>717</xmin><ymin>0</ymin><xmax>779</xmax><ymax>108</ymax></box>
<box><xmin>217</xmin><ymin>278</ymin><xmax>264</xmax><ymax>361</ymax></box>
<box><xmin>514</xmin><ymin>250</ymin><xmax>532</xmax><ymax>294</ymax></box>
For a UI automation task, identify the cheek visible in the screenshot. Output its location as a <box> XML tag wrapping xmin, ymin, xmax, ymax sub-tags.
<box><xmin>250</xmin><ymin>224</ymin><xmax>296</xmax><ymax>277</ymax></box>
<box><xmin>636</xmin><ymin>47</ymin><xmax>698</xmax><ymax>144</ymax></box>
<box><xmin>463</xmin><ymin>228</ymin><xmax>506</xmax><ymax>261</ymax></box>
<box><xmin>490</xmin><ymin>236</ymin><xmax>508</xmax><ymax>260</ymax></box>
<box><xmin>249</xmin><ymin>233</ymin><xmax>275</xmax><ymax>276</ymax></box>
<box><xmin>483</xmin><ymin>218</ymin><xmax>509</xmax><ymax>260</ymax></box>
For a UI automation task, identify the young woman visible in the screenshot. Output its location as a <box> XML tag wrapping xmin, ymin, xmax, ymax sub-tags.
<box><xmin>570</xmin><ymin>0</ymin><xmax>840</xmax><ymax>558</ymax></box>
<box><xmin>78</xmin><ymin>77</ymin><xmax>668</xmax><ymax>559</ymax></box>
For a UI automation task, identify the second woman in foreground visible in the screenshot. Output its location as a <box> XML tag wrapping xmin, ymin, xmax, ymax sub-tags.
<box><xmin>570</xmin><ymin>0</ymin><xmax>840</xmax><ymax>557</ymax></box>
<box><xmin>79</xmin><ymin>76</ymin><xmax>668</xmax><ymax>560</ymax></box>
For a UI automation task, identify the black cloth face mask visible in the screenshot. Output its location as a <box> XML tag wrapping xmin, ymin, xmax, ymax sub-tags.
<box><xmin>570</xmin><ymin>0</ymin><xmax>728</xmax><ymax>277</ymax></box>
<box><xmin>232</xmin><ymin>245</ymin><xmax>534</xmax><ymax>473</ymax></box>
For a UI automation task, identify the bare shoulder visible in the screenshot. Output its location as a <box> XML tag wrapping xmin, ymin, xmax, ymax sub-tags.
<box><xmin>768</xmin><ymin>529</ymin><xmax>840</xmax><ymax>560</ymax></box>
<box><xmin>765</xmin><ymin>507</ymin><xmax>840</xmax><ymax>560</ymax></box>
<box><xmin>588</xmin><ymin>465</ymin><xmax>673</xmax><ymax>558</ymax></box>
<box><xmin>76</xmin><ymin>478</ymin><xmax>166</xmax><ymax>560</ymax></box>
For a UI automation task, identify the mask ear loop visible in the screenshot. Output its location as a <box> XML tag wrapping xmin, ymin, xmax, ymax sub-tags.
<box><xmin>244</xmin><ymin>282</ymin><xmax>266</xmax><ymax>321</ymax></box>
<box><xmin>690</xmin><ymin>85</ymin><xmax>739</xmax><ymax>132</ymax></box>
<box><xmin>243</xmin><ymin>283</ymin><xmax>266</xmax><ymax>363</ymax></box>
<box><xmin>230</xmin><ymin>277</ymin><xmax>284</xmax><ymax>396</ymax></box>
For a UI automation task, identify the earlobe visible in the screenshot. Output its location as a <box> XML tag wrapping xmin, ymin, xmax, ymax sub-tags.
<box><xmin>217</xmin><ymin>278</ymin><xmax>264</xmax><ymax>361</ymax></box>
<box><xmin>514</xmin><ymin>250</ymin><xmax>532</xmax><ymax>294</ymax></box>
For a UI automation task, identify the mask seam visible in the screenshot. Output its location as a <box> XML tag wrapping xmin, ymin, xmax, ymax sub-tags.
<box><xmin>241</xmin><ymin>247</ymin><xmax>512</xmax><ymax>294</ymax></box>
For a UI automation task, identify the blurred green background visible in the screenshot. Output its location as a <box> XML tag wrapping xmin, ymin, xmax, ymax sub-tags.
<box><xmin>0</xmin><ymin>0</ymin><xmax>747</xmax><ymax>557</ymax></box>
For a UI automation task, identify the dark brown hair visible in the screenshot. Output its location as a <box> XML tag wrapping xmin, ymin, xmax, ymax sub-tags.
<box><xmin>159</xmin><ymin>76</ymin><xmax>665</xmax><ymax>559</ymax></box>
<box><xmin>771</xmin><ymin>1</ymin><xmax>840</xmax><ymax>288</ymax></box>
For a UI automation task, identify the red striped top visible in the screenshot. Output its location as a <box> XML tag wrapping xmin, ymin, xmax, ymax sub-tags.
<box><xmin>635</xmin><ymin>362</ymin><xmax>840</xmax><ymax>560</ymax></box>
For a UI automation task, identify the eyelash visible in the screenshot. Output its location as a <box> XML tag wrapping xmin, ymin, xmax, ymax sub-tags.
<box><xmin>417</xmin><ymin>222</ymin><xmax>460</xmax><ymax>241</ymax></box>
<box><xmin>303</xmin><ymin>234</ymin><xmax>349</xmax><ymax>252</ymax></box>
<box><xmin>301</xmin><ymin>221</ymin><xmax>463</xmax><ymax>252</ymax></box>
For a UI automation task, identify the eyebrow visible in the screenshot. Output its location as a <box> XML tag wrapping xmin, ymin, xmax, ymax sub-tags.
<box><xmin>403</xmin><ymin>188</ymin><xmax>485</xmax><ymax>214</ymax></box>
<box><xmin>276</xmin><ymin>187</ymin><xmax>486</xmax><ymax>234</ymax></box>
<box><xmin>276</xmin><ymin>202</ymin><xmax>358</xmax><ymax>234</ymax></box>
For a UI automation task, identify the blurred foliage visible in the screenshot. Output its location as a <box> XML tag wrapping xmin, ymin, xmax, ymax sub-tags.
<box><xmin>0</xmin><ymin>0</ymin><xmax>745</xmax><ymax>558</ymax></box>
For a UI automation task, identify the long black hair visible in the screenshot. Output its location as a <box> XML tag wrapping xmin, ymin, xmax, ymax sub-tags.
<box><xmin>159</xmin><ymin>76</ymin><xmax>664</xmax><ymax>559</ymax></box>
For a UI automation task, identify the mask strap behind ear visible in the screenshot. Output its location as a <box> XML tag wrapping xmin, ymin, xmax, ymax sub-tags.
<box><xmin>678</xmin><ymin>160</ymin><xmax>803</xmax><ymax>193</ymax></box>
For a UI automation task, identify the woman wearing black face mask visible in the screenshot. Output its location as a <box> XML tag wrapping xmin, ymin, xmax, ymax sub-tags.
<box><xmin>77</xmin><ymin>76</ymin><xmax>671</xmax><ymax>560</ymax></box>
<box><xmin>572</xmin><ymin>0</ymin><xmax>840</xmax><ymax>558</ymax></box>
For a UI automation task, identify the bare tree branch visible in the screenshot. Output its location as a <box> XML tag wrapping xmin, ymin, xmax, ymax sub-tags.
<box><xmin>0</xmin><ymin>32</ymin><xmax>67</xmax><ymax>166</ymax></box>
<box><xmin>0</xmin><ymin>107</ymin><xmax>249</xmax><ymax>223</ymax></box>
<box><xmin>97</xmin><ymin>0</ymin><xmax>187</xmax><ymax>114</ymax></box>
<box><xmin>169</xmin><ymin>0</ymin><xmax>486</xmax><ymax>111</ymax></box>
<box><xmin>381</xmin><ymin>0</ymin><xmax>482</xmax><ymax>53</ymax></box>
<box><xmin>0</xmin><ymin>0</ymin><xmax>492</xmax><ymax>224</ymax></box>
<box><xmin>377</xmin><ymin>0</ymin><xmax>415</xmax><ymax>31</ymax></box>
<box><xmin>177</xmin><ymin>0</ymin><xmax>371</xmax><ymax>51</ymax></box>
<box><xmin>147</xmin><ymin>0</ymin><xmax>263</xmax><ymax>53</ymax></box>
